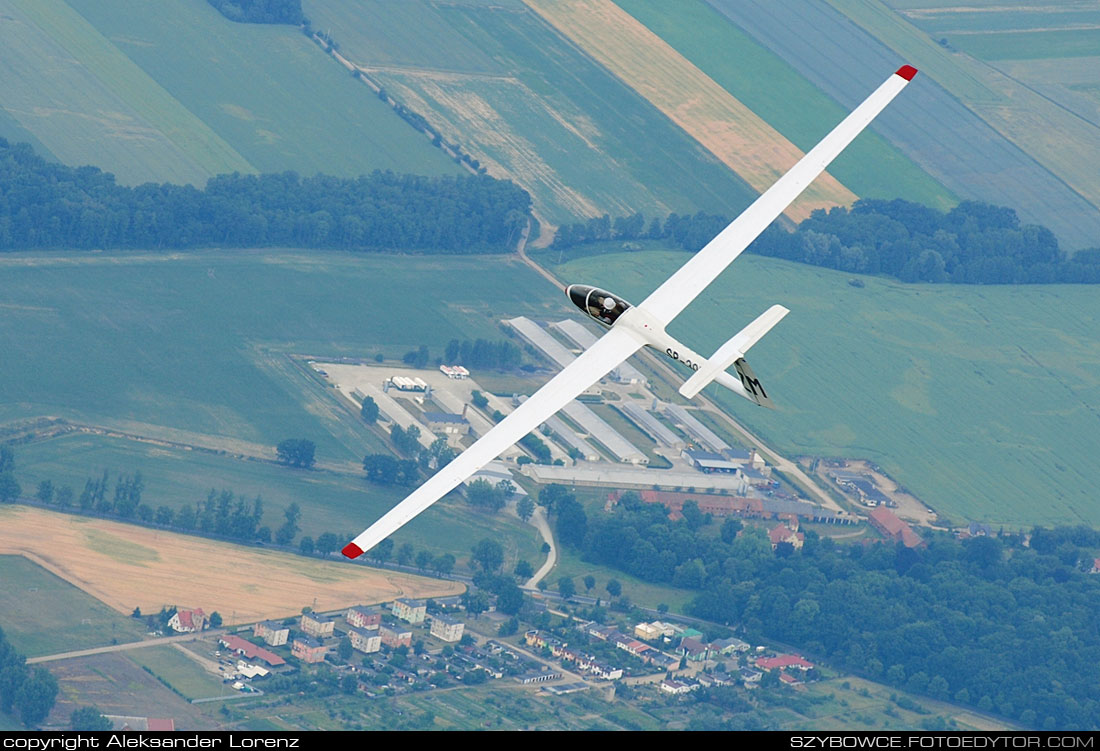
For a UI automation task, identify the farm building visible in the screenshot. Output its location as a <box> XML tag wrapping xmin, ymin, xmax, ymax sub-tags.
<box><xmin>662</xmin><ymin>403</ymin><xmax>730</xmax><ymax>453</ymax></box>
<box><xmin>219</xmin><ymin>635</ymin><xmax>286</xmax><ymax>667</ymax></box>
<box><xmin>618</xmin><ymin>402</ymin><xmax>684</xmax><ymax>448</ymax></box>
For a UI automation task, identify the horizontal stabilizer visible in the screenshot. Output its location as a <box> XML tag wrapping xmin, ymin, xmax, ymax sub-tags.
<box><xmin>678</xmin><ymin>305</ymin><xmax>788</xmax><ymax>400</ymax></box>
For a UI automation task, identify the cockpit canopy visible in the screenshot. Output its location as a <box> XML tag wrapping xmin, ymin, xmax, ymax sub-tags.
<box><xmin>567</xmin><ymin>284</ymin><xmax>632</xmax><ymax>326</ymax></box>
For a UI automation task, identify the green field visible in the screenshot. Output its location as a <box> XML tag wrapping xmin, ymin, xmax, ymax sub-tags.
<box><xmin>0</xmin><ymin>250</ymin><xmax>561</xmax><ymax>563</ymax></box>
<box><xmin>0</xmin><ymin>0</ymin><xmax>242</xmax><ymax>184</ymax></box>
<box><xmin>306</xmin><ymin>0</ymin><xmax>757</xmax><ymax>225</ymax></box>
<box><xmin>0</xmin><ymin>555</ymin><xmax>147</xmax><ymax>657</ymax></box>
<box><xmin>14</xmin><ymin>434</ymin><xmax>544</xmax><ymax>566</ymax></box>
<box><xmin>126</xmin><ymin>645</ymin><xmax>234</xmax><ymax>701</ymax></box>
<box><xmin>613</xmin><ymin>0</ymin><xmax>954</xmax><ymax>209</ymax></box>
<box><xmin>0</xmin><ymin>0</ymin><xmax>456</xmax><ymax>184</ymax></box>
<box><xmin>549</xmin><ymin>247</ymin><xmax>1100</xmax><ymax>528</ymax></box>
<box><xmin>0</xmin><ymin>250</ymin><xmax>563</xmax><ymax>462</ymax></box>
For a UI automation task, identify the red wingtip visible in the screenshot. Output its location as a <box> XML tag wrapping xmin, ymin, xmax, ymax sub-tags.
<box><xmin>896</xmin><ymin>65</ymin><xmax>918</xmax><ymax>81</ymax></box>
<box><xmin>342</xmin><ymin>542</ymin><xmax>364</xmax><ymax>559</ymax></box>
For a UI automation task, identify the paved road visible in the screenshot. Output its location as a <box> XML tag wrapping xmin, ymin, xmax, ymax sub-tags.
<box><xmin>523</xmin><ymin>506</ymin><xmax>556</xmax><ymax>589</ymax></box>
<box><xmin>27</xmin><ymin>629</ymin><xmax>227</xmax><ymax>664</ymax></box>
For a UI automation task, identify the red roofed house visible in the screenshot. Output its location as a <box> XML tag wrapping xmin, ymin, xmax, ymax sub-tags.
<box><xmin>756</xmin><ymin>654</ymin><xmax>814</xmax><ymax>672</ymax></box>
<box><xmin>1091</xmin><ymin>558</ymin><xmax>1100</xmax><ymax>574</ymax></box>
<box><xmin>768</xmin><ymin>524</ymin><xmax>805</xmax><ymax>551</ymax></box>
<box><xmin>868</xmin><ymin>506</ymin><xmax>925</xmax><ymax>548</ymax></box>
<box><xmin>167</xmin><ymin>608</ymin><xmax>205</xmax><ymax>633</ymax></box>
<box><xmin>219</xmin><ymin>635</ymin><xmax>287</xmax><ymax>667</ymax></box>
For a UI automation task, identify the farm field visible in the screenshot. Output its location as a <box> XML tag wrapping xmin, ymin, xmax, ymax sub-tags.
<box><xmin>612</xmin><ymin>0</ymin><xmax>953</xmax><ymax>209</ymax></box>
<box><xmin>0</xmin><ymin>0</ymin><xmax>245</xmax><ymax>185</ymax></box>
<box><xmin>0</xmin><ymin>555</ymin><xmax>147</xmax><ymax>657</ymax></box>
<box><xmin>548</xmin><ymin>247</ymin><xmax>1100</xmax><ymax>528</ymax></box>
<box><xmin>0</xmin><ymin>0</ymin><xmax>455</xmax><ymax>185</ymax></box>
<box><xmin>14</xmin><ymin>433</ymin><xmax>545</xmax><ymax>567</ymax></box>
<box><xmin>44</xmin><ymin>653</ymin><xmax>209</xmax><ymax>729</ymax></box>
<box><xmin>705</xmin><ymin>0</ymin><xmax>1100</xmax><ymax>251</ymax></box>
<box><xmin>0</xmin><ymin>505</ymin><xmax>465</xmax><ymax>623</ymax></box>
<box><xmin>125</xmin><ymin>646</ymin><xmax>235</xmax><ymax>701</ymax></box>
<box><xmin>815</xmin><ymin>0</ymin><xmax>1100</xmax><ymax>239</ymax></box>
<box><xmin>305</xmin><ymin>0</ymin><xmax>756</xmax><ymax>227</ymax></box>
<box><xmin>0</xmin><ymin>250</ymin><xmax>564</xmax><ymax>463</ymax></box>
<box><xmin>524</xmin><ymin>0</ymin><xmax>856</xmax><ymax>223</ymax></box>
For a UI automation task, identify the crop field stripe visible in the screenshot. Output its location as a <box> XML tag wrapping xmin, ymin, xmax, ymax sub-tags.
<box><xmin>8</xmin><ymin>0</ymin><xmax>253</xmax><ymax>180</ymax></box>
<box><xmin>522</xmin><ymin>0</ymin><xmax>858</xmax><ymax>223</ymax></box>
<box><xmin>65</xmin><ymin>0</ymin><xmax>460</xmax><ymax>180</ymax></box>
<box><xmin>318</xmin><ymin>0</ymin><xmax>760</xmax><ymax>226</ymax></box>
<box><xmin>705</xmin><ymin>0</ymin><xmax>1100</xmax><ymax>250</ymax></box>
<box><xmin>612</xmin><ymin>0</ymin><xmax>955</xmax><ymax>208</ymax></box>
<box><xmin>0</xmin><ymin>505</ymin><xmax>464</xmax><ymax>623</ymax></box>
<box><xmin>946</xmin><ymin>29</ymin><xmax>1100</xmax><ymax>61</ymax></box>
<box><xmin>820</xmin><ymin>0</ymin><xmax>1100</xmax><ymax>217</ymax></box>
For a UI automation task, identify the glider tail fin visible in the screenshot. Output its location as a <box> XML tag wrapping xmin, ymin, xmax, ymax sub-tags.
<box><xmin>678</xmin><ymin>304</ymin><xmax>788</xmax><ymax>406</ymax></box>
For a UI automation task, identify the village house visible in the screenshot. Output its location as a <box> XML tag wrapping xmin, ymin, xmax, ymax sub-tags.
<box><xmin>392</xmin><ymin>598</ymin><xmax>427</xmax><ymax>624</ymax></box>
<box><xmin>167</xmin><ymin>608</ymin><xmax>205</xmax><ymax>633</ymax></box>
<box><xmin>252</xmin><ymin>621</ymin><xmax>289</xmax><ymax>647</ymax></box>
<box><xmin>291</xmin><ymin>636</ymin><xmax>328</xmax><ymax>664</ymax></box>
<box><xmin>300</xmin><ymin>612</ymin><xmax>335</xmax><ymax>638</ymax></box>
<box><xmin>346</xmin><ymin>605</ymin><xmax>382</xmax><ymax>630</ymax></box>
<box><xmin>769</xmin><ymin>523</ymin><xmax>805</xmax><ymax>551</ymax></box>
<box><xmin>430</xmin><ymin>614</ymin><xmax>465</xmax><ymax>643</ymax></box>
<box><xmin>756</xmin><ymin>654</ymin><xmax>815</xmax><ymax>672</ymax></box>
<box><xmin>379</xmin><ymin>624</ymin><xmax>413</xmax><ymax>648</ymax></box>
<box><xmin>680</xmin><ymin>637</ymin><xmax>710</xmax><ymax>662</ymax></box>
<box><xmin>348</xmin><ymin>626</ymin><xmax>381</xmax><ymax>654</ymax></box>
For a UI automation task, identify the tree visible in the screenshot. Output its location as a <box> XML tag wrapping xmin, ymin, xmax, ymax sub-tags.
<box><xmin>337</xmin><ymin>637</ymin><xmax>353</xmax><ymax>662</ymax></box>
<box><xmin>370</xmin><ymin>538</ymin><xmax>394</xmax><ymax>564</ymax></box>
<box><xmin>432</xmin><ymin>553</ymin><xmax>455</xmax><ymax>576</ymax></box>
<box><xmin>557</xmin><ymin>576</ymin><xmax>575</xmax><ymax>600</ymax></box>
<box><xmin>360</xmin><ymin>396</ymin><xmax>379</xmax><ymax>423</ymax></box>
<box><xmin>0</xmin><ymin>473</ymin><xmax>21</xmax><ymax>503</ymax></box>
<box><xmin>209</xmin><ymin>612</ymin><xmax>223</xmax><ymax>628</ymax></box>
<box><xmin>606</xmin><ymin>579</ymin><xmax>622</xmax><ymax>598</ymax></box>
<box><xmin>299</xmin><ymin>536</ymin><xmax>315</xmax><ymax>555</ymax></box>
<box><xmin>462</xmin><ymin>590</ymin><xmax>489</xmax><ymax>618</ymax></box>
<box><xmin>316</xmin><ymin>532</ymin><xmax>341</xmax><ymax>557</ymax></box>
<box><xmin>276</xmin><ymin>438</ymin><xmax>315</xmax><ymax>468</ymax></box>
<box><xmin>517</xmin><ymin>496</ymin><xmax>535</xmax><ymax>523</ymax></box>
<box><xmin>495</xmin><ymin>581</ymin><xmax>524</xmax><ymax>615</ymax></box>
<box><xmin>471</xmin><ymin>538</ymin><xmax>504</xmax><ymax>573</ymax></box>
<box><xmin>35</xmin><ymin>480</ymin><xmax>53</xmax><ymax>504</ymax></box>
<box><xmin>340</xmin><ymin>673</ymin><xmax>358</xmax><ymax>695</ymax></box>
<box><xmin>397</xmin><ymin>542</ymin><xmax>415</xmax><ymax>566</ymax></box>
<box><xmin>0</xmin><ymin>446</ymin><xmax>13</xmax><ymax>473</ymax></box>
<box><xmin>15</xmin><ymin>667</ymin><xmax>58</xmax><ymax>727</ymax></box>
<box><xmin>471</xmin><ymin>390</ymin><xmax>488</xmax><ymax>409</ymax></box>
<box><xmin>555</xmin><ymin>496</ymin><xmax>587</xmax><ymax>548</ymax></box>
<box><xmin>513</xmin><ymin>560</ymin><xmax>534</xmax><ymax>579</ymax></box>
<box><xmin>55</xmin><ymin>485</ymin><xmax>73</xmax><ymax>508</ymax></box>
<box><xmin>583</xmin><ymin>574</ymin><xmax>596</xmax><ymax>592</ymax></box>
<box><xmin>275</xmin><ymin>502</ymin><xmax>301</xmax><ymax>546</ymax></box>
<box><xmin>70</xmin><ymin>706</ymin><xmax>111</xmax><ymax>731</ymax></box>
<box><xmin>415</xmin><ymin>550</ymin><xmax>433</xmax><ymax>571</ymax></box>
<box><xmin>538</xmin><ymin>483</ymin><xmax>571</xmax><ymax>512</ymax></box>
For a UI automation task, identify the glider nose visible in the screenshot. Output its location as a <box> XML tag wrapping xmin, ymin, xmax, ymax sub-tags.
<box><xmin>567</xmin><ymin>284</ymin><xmax>591</xmax><ymax>313</ymax></box>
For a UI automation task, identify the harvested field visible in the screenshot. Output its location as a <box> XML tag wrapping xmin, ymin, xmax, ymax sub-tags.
<box><xmin>0</xmin><ymin>505</ymin><xmax>464</xmax><ymax>624</ymax></box>
<box><xmin>524</xmin><ymin>0</ymin><xmax>856</xmax><ymax>222</ymax></box>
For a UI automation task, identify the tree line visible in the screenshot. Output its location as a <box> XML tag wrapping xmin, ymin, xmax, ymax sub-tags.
<box><xmin>206</xmin><ymin>0</ymin><xmax>302</xmax><ymax>25</ymax></box>
<box><xmin>0</xmin><ymin>626</ymin><xmax>57</xmax><ymax>728</ymax></box>
<box><xmin>443</xmin><ymin>339</ymin><xmax>522</xmax><ymax>370</ymax></box>
<box><xmin>540</xmin><ymin>485</ymin><xmax>1099</xmax><ymax>728</ymax></box>
<box><xmin>0</xmin><ymin>140</ymin><xmax>531</xmax><ymax>253</ymax></box>
<box><xmin>551</xmin><ymin>199</ymin><xmax>1100</xmax><ymax>285</ymax></box>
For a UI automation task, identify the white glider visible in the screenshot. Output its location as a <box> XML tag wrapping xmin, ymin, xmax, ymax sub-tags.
<box><xmin>343</xmin><ymin>65</ymin><xmax>918</xmax><ymax>559</ymax></box>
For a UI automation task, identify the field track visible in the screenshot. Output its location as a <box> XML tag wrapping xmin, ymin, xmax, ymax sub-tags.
<box><xmin>523</xmin><ymin>0</ymin><xmax>857</xmax><ymax>222</ymax></box>
<box><xmin>0</xmin><ymin>505</ymin><xmax>463</xmax><ymax>625</ymax></box>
